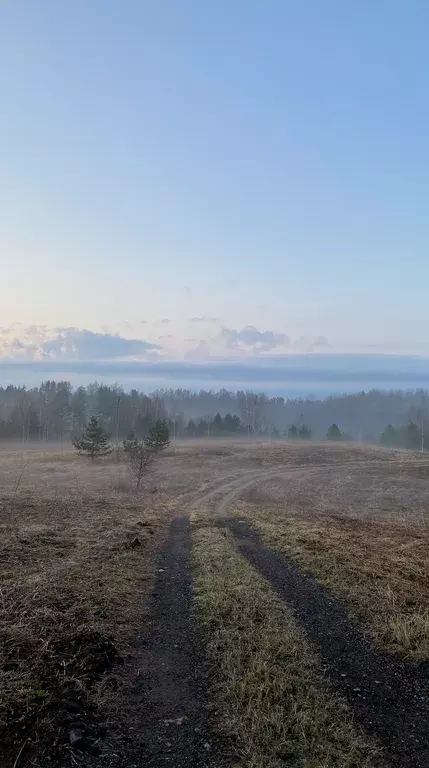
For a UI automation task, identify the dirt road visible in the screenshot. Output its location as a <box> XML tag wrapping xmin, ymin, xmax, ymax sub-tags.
<box><xmin>137</xmin><ymin>464</ymin><xmax>429</xmax><ymax>768</ymax></box>
<box><xmin>133</xmin><ymin>468</ymin><xmax>277</xmax><ymax>766</ymax></box>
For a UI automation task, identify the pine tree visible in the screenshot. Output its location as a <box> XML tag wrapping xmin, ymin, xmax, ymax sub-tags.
<box><xmin>72</xmin><ymin>416</ymin><xmax>113</xmax><ymax>459</ymax></box>
<box><xmin>212</xmin><ymin>412</ymin><xmax>224</xmax><ymax>434</ymax></box>
<box><xmin>404</xmin><ymin>422</ymin><xmax>420</xmax><ymax>450</ymax></box>
<box><xmin>144</xmin><ymin>419</ymin><xmax>170</xmax><ymax>453</ymax></box>
<box><xmin>327</xmin><ymin>423</ymin><xmax>342</xmax><ymax>441</ymax></box>
<box><xmin>186</xmin><ymin>418</ymin><xmax>197</xmax><ymax>437</ymax></box>
<box><xmin>197</xmin><ymin>418</ymin><xmax>208</xmax><ymax>436</ymax></box>
<box><xmin>380</xmin><ymin>424</ymin><xmax>397</xmax><ymax>447</ymax></box>
<box><xmin>223</xmin><ymin>413</ymin><xmax>241</xmax><ymax>433</ymax></box>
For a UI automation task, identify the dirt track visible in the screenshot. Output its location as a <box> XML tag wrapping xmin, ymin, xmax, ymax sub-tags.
<box><xmin>214</xmin><ymin>470</ymin><xmax>429</xmax><ymax>767</ymax></box>
<box><xmin>132</xmin><ymin>469</ymin><xmax>276</xmax><ymax>766</ymax></box>
<box><xmin>135</xmin><ymin>464</ymin><xmax>429</xmax><ymax>767</ymax></box>
<box><xmin>216</xmin><ymin>470</ymin><xmax>429</xmax><ymax>767</ymax></box>
<box><xmin>132</xmin><ymin>470</ymin><xmax>270</xmax><ymax>766</ymax></box>
<box><xmin>133</xmin><ymin>516</ymin><xmax>228</xmax><ymax>767</ymax></box>
<box><xmin>227</xmin><ymin>517</ymin><xmax>429</xmax><ymax>768</ymax></box>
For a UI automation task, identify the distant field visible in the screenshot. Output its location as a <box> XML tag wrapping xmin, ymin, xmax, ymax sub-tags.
<box><xmin>1</xmin><ymin>440</ymin><xmax>429</xmax><ymax>767</ymax></box>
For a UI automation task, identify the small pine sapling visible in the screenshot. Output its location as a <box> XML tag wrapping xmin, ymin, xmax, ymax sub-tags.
<box><xmin>72</xmin><ymin>416</ymin><xmax>114</xmax><ymax>460</ymax></box>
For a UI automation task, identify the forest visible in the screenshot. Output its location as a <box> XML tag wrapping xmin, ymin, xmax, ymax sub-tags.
<box><xmin>1</xmin><ymin>380</ymin><xmax>429</xmax><ymax>447</ymax></box>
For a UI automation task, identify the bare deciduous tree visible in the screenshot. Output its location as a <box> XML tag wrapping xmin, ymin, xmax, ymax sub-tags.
<box><xmin>123</xmin><ymin>420</ymin><xmax>170</xmax><ymax>490</ymax></box>
<box><xmin>123</xmin><ymin>435</ymin><xmax>156</xmax><ymax>490</ymax></box>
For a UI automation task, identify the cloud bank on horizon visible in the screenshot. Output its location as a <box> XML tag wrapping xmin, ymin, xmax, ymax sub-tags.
<box><xmin>0</xmin><ymin>321</ymin><xmax>335</xmax><ymax>365</ymax></box>
<box><xmin>1</xmin><ymin>321</ymin><xmax>429</xmax><ymax>367</ymax></box>
<box><xmin>2</xmin><ymin>323</ymin><xmax>429</xmax><ymax>397</ymax></box>
<box><xmin>0</xmin><ymin>325</ymin><xmax>161</xmax><ymax>362</ymax></box>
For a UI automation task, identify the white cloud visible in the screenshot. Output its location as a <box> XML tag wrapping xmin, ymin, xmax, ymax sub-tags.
<box><xmin>184</xmin><ymin>326</ymin><xmax>330</xmax><ymax>360</ymax></box>
<box><xmin>0</xmin><ymin>322</ymin><xmax>331</xmax><ymax>365</ymax></box>
<box><xmin>312</xmin><ymin>335</ymin><xmax>329</xmax><ymax>348</ymax></box>
<box><xmin>189</xmin><ymin>316</ymin><xmax>219</xmax><ymax>324</ymax></box>
<box><xmin>0</xmin><ymin>326</ymin><xmax>162</xmax><ymax>361</ymax></box>
<box><xmin>231</xmin><ymin>325</ymin><xmax>290</xmax><ymax>350</ymax></box>
<box><xmin>185</xmin><ymin>340</ymin><xmax>212</xmax><ymax>360</ymax></box>
<box><xmin>184</xmin><ymin>325</ymin><xmax>291</xmax><ymax>359</ymax></box>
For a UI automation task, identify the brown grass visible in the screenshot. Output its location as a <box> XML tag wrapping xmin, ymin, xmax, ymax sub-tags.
<box><xmin>214</xmin><ymin>445</ymin><xmax>429</xmax><ymax>660</ymax></box>
<box><xmin>233</xmin><ymin>445</ymin><xmax>429</xmax><ymax>660</ymax></box>
<box><xmin>2</xmin><ymin>439</ymin><xmax>428</xmax><ymax>765</ymax></box>
<box><xmin>233</xmin><ymin>506</ymin><xmax>429</xmax><ymax>660</ymax></box>
<box><xmin>0</xmin><ymin>450</ymin><xmax>176</xmax><ymax>767</ymax></box>
<box><xmin>192</xmin><ymin>517</ymin><xmax>382</xmax><ymax>768</ymax></box>
<box><xmin>241</xmin><ymin>448</ymin><xmax>429</xmax><ymax>527</ymax></box>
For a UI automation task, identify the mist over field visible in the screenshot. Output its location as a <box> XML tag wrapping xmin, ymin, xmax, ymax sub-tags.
<box><xmin>2</xmin><ymin>369</ymin><xmax>429</xmax><ymax>447</ymax></box>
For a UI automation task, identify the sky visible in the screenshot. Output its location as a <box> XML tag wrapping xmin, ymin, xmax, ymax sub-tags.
<box><xmin>1</xmin><ymin>1</ymin><xmax>429</xmax><ymax>392</ymax></box>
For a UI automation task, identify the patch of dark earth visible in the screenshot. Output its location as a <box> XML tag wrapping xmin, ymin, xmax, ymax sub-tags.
<box><xmin>126</xmin><ymin>516</ymin><xmax>230</xmax><ymax>767</ymax></box>
<box><xmin>1</xmin><ymin>632</ymin><xmax>120</xmax><ymax>768</ymax></box>
<box><xmin>226</xmin><ymin>518</ymin><xmax>429</xmax><ymax>768</ymax></box>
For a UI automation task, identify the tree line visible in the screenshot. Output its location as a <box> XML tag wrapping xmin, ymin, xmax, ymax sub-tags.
<box><xmin>380</xmin><ymin>422</ymin><xmax>424</xmax><ymax>451</ymax></box>
<box><xmin>1</xmin><ymin>380</ymin><xmax>429</xmax><ymax>447</ymax></box>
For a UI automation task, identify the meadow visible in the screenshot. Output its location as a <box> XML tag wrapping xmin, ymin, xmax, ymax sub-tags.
<box><xmin>1</xmin><ymin>441</ymin><xmax>428</xmax><ymax>767</ymax></box>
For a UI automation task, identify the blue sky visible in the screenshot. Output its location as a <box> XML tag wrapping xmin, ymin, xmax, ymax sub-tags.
<box><xmin>1</xmin><ymin>1</ymin><xmax>429</xmax><ymax>387</ymax></box>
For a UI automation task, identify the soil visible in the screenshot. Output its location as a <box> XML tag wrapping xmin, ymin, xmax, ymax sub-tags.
<box><xmin>1</xmin><ymin>629</ymin><xmax>120</xmax><ymax>768</ymax></box>
<box><xmin>226</xmin><ymin>518</ymin><xmax>429</xmax><ymax>768</ymax></box>
<box><xmin>133</xmin><ymin>516</ymin><xmax>229</xmax><ymax>767</ymax></box>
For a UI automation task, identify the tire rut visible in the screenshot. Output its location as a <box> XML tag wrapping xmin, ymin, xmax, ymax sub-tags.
<box><xmin>134</xmin><ymin>470</ymin><xmax>270</xmax><ymax>766</ymax></box>
<box><xmin>135</xmin><ymin>516</ymin><xmax>228</xmax><ymax>767</ymax></box>
<box><xmin>226</xmin><ymin>517</ymin><xmax>429</xmax><ymax>768</ymax></box>
<box><xmin>137</xmin><ymin>463</ymin><xmax>424</xmax><ymax>767</ymax></box>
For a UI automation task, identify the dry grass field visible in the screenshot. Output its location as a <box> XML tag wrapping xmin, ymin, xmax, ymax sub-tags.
<box><xmin>1</xmin><ymin>440</ymin><xmax>429</xmax><ymax>767</ymax></box>
<box><xmin>234</xmin><ymin>449</ymin><xmax>429</xmax><ymax>660</ymax></box>
<box><xmin>0</xmin><ymin>446</ymin><xmax>179</xmax><ymax>767</ymax></box>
